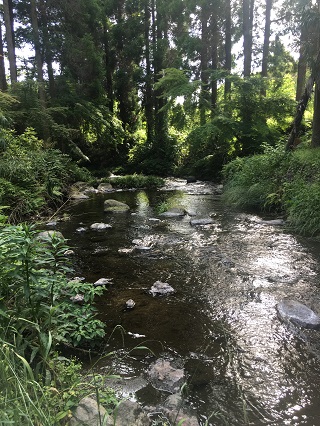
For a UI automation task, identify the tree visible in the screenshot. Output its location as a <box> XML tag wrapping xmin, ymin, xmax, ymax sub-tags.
<box><xmin>243</xmin><ymin>0</ymin><xmax>254</xmax><ymax>77</ymax></box>
<box><xmin>0</xmin><ymin>18</ymin><xmax>8</xmax><ymax>91</ymax></box>
<box><xmin>261</xmin><ymin>0</ymin><xmax>272</xmax><ymax>96</ymax></box>
<box><xmin>3</xmin><ymin>0</ymin><xmax>17</xmax><ymax>84</ymax></box>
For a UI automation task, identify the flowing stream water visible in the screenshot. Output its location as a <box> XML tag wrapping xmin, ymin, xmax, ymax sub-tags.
<box><xmin>57</xmin><ymin>179</ymin><xmax>320</xmax><ymax>425</ymax></box>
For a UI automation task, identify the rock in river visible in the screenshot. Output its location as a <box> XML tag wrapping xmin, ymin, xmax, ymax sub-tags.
<box><xmin>149</xmin><ymin>281</ymin><xmax>175</xmax><ymax>296</ymax></box>
<box><xmin>160</xmin><ymin>207</ymin><xmax>185</xmax><ymax>217</ymax></box>
<box><xmin>190</xmin><ymin>218</ymin><xmax>214</xmax><ymax>226</ymax></box>
<box><xmin>148</xmin><ymin>359</ymin><xmax>185</xmax><ymax>393</ymax></box>
<box><xmin>90</xmin><ymin>222</ymin><xmax>112</xmax><ymax>230</ymax></box>
<box><xmin>276</xmin><ymin>299</ymin><xmax>320</xmax><ymax>329</ymax></box>
<box><xmin>104</xmin><ymin>199</ymin><xmax>130</xmax><ymax>213</ymax></box>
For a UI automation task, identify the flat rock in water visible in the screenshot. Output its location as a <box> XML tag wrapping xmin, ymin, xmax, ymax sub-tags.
<box><xmin>90</xmin><ymin>222</ymin><xmax>112</xmax><ymax>230</ymax></box>
<box><xmin>149</xmin><ymin>281</ymin><xmax>175</xmax><ymax>296</ymax></box>
<box><xmin>94</xmin><ymin>278</ymin><xmax>113</xmax><ymax>286</ymax></box>
<box><xmin>148</xmin><ymin>359</ymin><xmax>185</xmax><ymax>393</ymax></box>
<box><xmin>113</xmin><ymin>400</ymin><xmax>150</xmax><ymax>426</ymax></box>
<box><xmin>104</xmin><ymin>199</ymin><xmax>130</xmax><ymax>213</ymax></box>
<box><xmin>190</xmin><ymin>218</ymin><xmax>214</xmax><ymax>226</ymax></box>
<box><xmin>70</xmin><ymin>396</ymin><xmax>112</xmax><ymax>426</ymax></box>
<box><xmin>276</xmin><ymin>300</ymin><xmax>320</xmax><ymax>329</ymax></box>
<box><xmin>160</xmin><ymin>208</ymin><xmax>185</xmax><ymax>217</ymax></box>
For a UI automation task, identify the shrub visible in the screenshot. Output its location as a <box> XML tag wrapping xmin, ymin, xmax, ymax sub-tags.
<box><xmin>105</xmin><ymin>174</ymin><xmax>164</xmax><ymax>189</ymax></box>
<box><xmin>222</xmin><ymin>146</ymin><xmax>320</xmax><ymax>235</ymax></box>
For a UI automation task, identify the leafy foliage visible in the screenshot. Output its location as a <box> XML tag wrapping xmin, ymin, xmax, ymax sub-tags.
<box><xmin>223</xmin><ymin>146</ymin><xmax>320</xmax><ymax>235</ymax></box>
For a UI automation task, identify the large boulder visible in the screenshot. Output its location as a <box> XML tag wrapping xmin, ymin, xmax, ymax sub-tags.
<box><xmin>276</xmin><ymin>300</ymin><xmax>320</xmax><ymax>329</ymax></box>
<box><xmin>70</xmin><ymin>182</ymin><xmax>96</xmax><ymax>199</ymax></box>
<box><xmin>162</xmin><ymin>394</ymin><xmax>199</xmax><ymax>426</ymax></box>
<box><xmin>113</xmin><ymin>400</ymin><xmax>150</xmax><ymax>426</ymax></box>
<box><xmin>97</xmin><ymin>182</ymin><xmax>113</xmax><ymax>193</ymax></box>
<box><xmin>104</xmin><ymin>199</ymin><xmax>130</xmax><ymax>213</ymax></box>
<box><xmin>70</xmin><ymin>397</ymin><xmax>112</xmax><ymax>426</ymax></box>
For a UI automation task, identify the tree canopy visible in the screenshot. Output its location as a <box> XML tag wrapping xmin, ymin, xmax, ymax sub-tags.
<box><xmin>0</xmin><ymin>0</ymin><xmax>319</xmax><ymax>178</ymax></box>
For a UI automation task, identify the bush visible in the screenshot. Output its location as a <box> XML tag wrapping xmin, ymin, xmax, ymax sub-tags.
<box><xmin>222</xmin><ymin>146</ymin><xmax>320</xmax><ymax>235</ymax></box>
<box><xmin>105</xmin><ymin>174</ymin><xmax>164</xmax><ymax>189</ymax></box>
<box><xmin>0</xmin><ymin>128</ymin><xmax>94</xmax><ymax>221</ymax></box>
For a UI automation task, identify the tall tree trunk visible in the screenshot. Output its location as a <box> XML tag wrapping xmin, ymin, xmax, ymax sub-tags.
<box><xmin>311</xmin><ymin>82</ymin><xmax>320</xmax><ymax>147</ymax></box>
<box><xmin>210</xmin><ymin>15</ymin><xmax>218</xmax><ymax>117</ymax></box>
<box><xmin>224</xmin><ymin>0</ymin><xmax>232</xmax><ymax>99</ymax></box>
<box><xmin>296</xmin><ymin>22</ymin><xmax>308</xmax><ymax>101</ymax></box>
<box><xmin>39</xmin><ymin>0</ymin><xmax>55</xmax><ymax>99</ymax></box>
<box><xmin>103</xmin><ymin>19</ymin><xmax>114</xmax><ymax>112</ymax></box>
<box><xmin>200</xmin><ymin>3</ymin><xmax>209</xmax><ymax>125</ymax></box>
<box><xmin>30</xmin><ymin>0</ymin><xmax>46</xmax><ymax>107</ymax></box>
<box><xmin>144</xmin><ymin>0</ymin><xmax>154</xmax><ymax>144</ymax></box>
<box><xmin>3</xmin><ymin>0</ymin><xmax>17</xmax><ymax>84</ymax></box>
<box><xmin>261</xmin><ymin>0</ymin><xmax>272</xmax><ymax>96</ymax></box>
<box><xmin>243</xmin><ymin>0</ymin><xmax>254</xmax><ymax>77</ymax></box>
<box><xmin>286</xmin><ymin>50</ymin><xmax>320</xmax><ymax>151</ymax></box>
<box><xmin>0</xmin><ymin>20</ymin><xmax>8</xmax><ymax>91</ymax></box>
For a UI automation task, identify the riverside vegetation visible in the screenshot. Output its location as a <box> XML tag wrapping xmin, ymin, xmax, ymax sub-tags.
<box><xmin>2</xmin><ymin>128</ymin><xmax>320</xmax><ymax>424</ymax></box>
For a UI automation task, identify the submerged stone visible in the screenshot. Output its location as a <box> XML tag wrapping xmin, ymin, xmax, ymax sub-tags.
<box><xmin>276</xmin><ymin>299</ymin><xmax>320</xmax><ymax>329</ymax></box>
<box><xmin>190</xmin><ymin>218</ymin><xmax>214</xmax><ymax>226</ymax></box>
<box><xmin>160</xmin><ymin>207</ymin><xmax>185</xmax><ymax>217</ymax></box>
<box><xmin>148</xmin><ymin>359</ymin><xmax>185</xmax><ymax>393</ymax></box>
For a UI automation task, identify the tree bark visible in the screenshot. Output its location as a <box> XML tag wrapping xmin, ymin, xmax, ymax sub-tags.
<box><xmin>243</xmin><ymin>0</ymin><xmax>254</xmax><ymax>77</ymax></box>
<box><xmin>144</xmin><ymin>0</ymin><xmax>154</xmax><ymax>143</ymax></box>
<box><xmin>261</xmin><ymin>0</ymin><xmax>272</xmax><ymax>96</ymax></box>
<box><xmin>200</xmin><ymin>2</ymin><xmax>209</xmax><ymax>125</ymax></box>
<box><xmin>30</xmin><ymin>0</ymin><xmax>46</xmax><ymax>107</ymax></box>
<box><xmin>211</xmin><ymin>15</ymin><xmax>218</xmax><ymax>116</ymax></box>
<box><xmin>286</xmin><ymin>50</ymin><xmax>320</xmax><ymax>151</ymax></box>
<box><xmin>3</xmin><ymin>0</ymin><xmax>17</xmax><ymax>84</ymax></box>
<box><xmin>39</xmin><ymin>0</ymin><xmax>55</xmax><ymax>99</ymax></box>
<box><xmin>224</xmin><ymin>0</ymin><xmax>232</xmax><ymax>98</ymax></box>
<box><xmin>0</xmin><ymin>20</ymin><xmax>8</xmax><ymax>91</ymax></box>
<box><xmin>311</xmin><ymin>82</ymin><xmax>320</xmax><ymax>147</ymax></box>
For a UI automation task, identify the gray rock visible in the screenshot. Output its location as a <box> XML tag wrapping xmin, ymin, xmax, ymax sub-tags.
<box><xmin>190</xmin><ymin>218</ymin><xmax>214</xmax><ymax>226</ymax></box>
<box><xmin>70</xmin><ymin>396</ymin><xmax>112</xmax><ymax>426</ymax></box>
<box><xmin>70</xmin><ymin>192</ymin><xmax>90</xmax><ymax>200</ymax></box>
<box><xmin>125</xmin><ymin>299</ymin><xmax>136</xmax><ymax>309</ymax></box>
<box><xmin>162</xmin><ymin>394</ymin><xmax>199</xmax><ymax>426</ymax></box>
<box><xmin>37</xmin><ymin>230</ymin><xmax>65</xmax><ymax>241</ymax></box>
<box><xmin>104</xmin><ymin>199</ymin><xmax>130</xmax><ymax>213</ymax></box>
<box><xmin>148</xmin><ymin>359</ymin><xmax>185</xmax><ymax>393</ymax></box>
<box><xmin>160</xmin><ymin>208</ymin><xmax>185</xmax><ymax>217</ymax></box>
<box><xmin>113</xmin><ymin>400</ymin><xmax>150</xmax><ymax>426</ymax></box>
<box><xmin>76</xmin><ymin>227</ymin><xmax>87</xmax><ymax>233</ymax></box>
<box><xmin>149</xmin><ymin>281</ymin><xmax>175</xmax><ymax>296</ymax></box>
<box><xmin>258</xmin><ymin>218</ymin><xmax>285</xmax><ymax>226</ymax></box>
<box><xmin>94</xmin><ymin>278</ymin><xmax>113</xmax><ymax>287</ymax></box>
<box><xmin>90</xmin><ymin>222</ymin><xmax>112</xmax><ymax>230</ymax></box>
<box><xmin>276</xmin><ymin>300</ymin><xmax>320</xmax><ymax>329</ymax></box>
<box><xmin>97</xmin><ymin>182</ymin><xmax>113</xmax><ymax>192</ymax></box>
<box><xmin>64</xmin><ymin>249</ymin><xmax>75</xmax><ymax>256</ymax></box>
<box><xmin>46</xmin><ymin>221</ymin><xmax>57</xmax><ymax>227</ymax></box>
<box><xmin>70</xmin><ymin>294</ymin><xmax>85</xmax><ymax>304</ymax></box>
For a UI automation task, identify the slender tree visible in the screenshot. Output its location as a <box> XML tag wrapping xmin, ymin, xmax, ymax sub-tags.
<box><xmin>0</xmin><ymin>19</ymin><xmax>7</xmax><ymax>91</ymax></box>
<box><xmin>3</xmin><ymin>0</ymin><xmax>17</xmax><ymax>84</ymax></box>
<box><xmin>261</xmin><ymin>0</ymin><xmax>272</xmax><ymax>96</ymax></box>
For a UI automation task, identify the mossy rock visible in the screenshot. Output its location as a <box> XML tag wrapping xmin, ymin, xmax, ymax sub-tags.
<box><xmin>104</xmin><ymin>199</ymin><xmax>130</xmax><ymax>213</ymax></box>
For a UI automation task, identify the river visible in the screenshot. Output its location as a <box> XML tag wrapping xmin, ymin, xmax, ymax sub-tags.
<box><xmin>57</xmin><ymin>178</ymin><xmax>320</xmax><ymax>425</ymax></box>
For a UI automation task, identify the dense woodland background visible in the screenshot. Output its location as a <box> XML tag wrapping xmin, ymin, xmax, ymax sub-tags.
<box><xmin>0</xmin><ymin>0</ymin><xmax>319</xmax><ymax>178</ymax></box>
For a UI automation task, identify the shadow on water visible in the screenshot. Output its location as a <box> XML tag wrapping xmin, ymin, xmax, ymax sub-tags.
<box><xmin>56</xmin><ymin>179</ymin><xmax>320</xmax><ymax>425</ymax></box>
